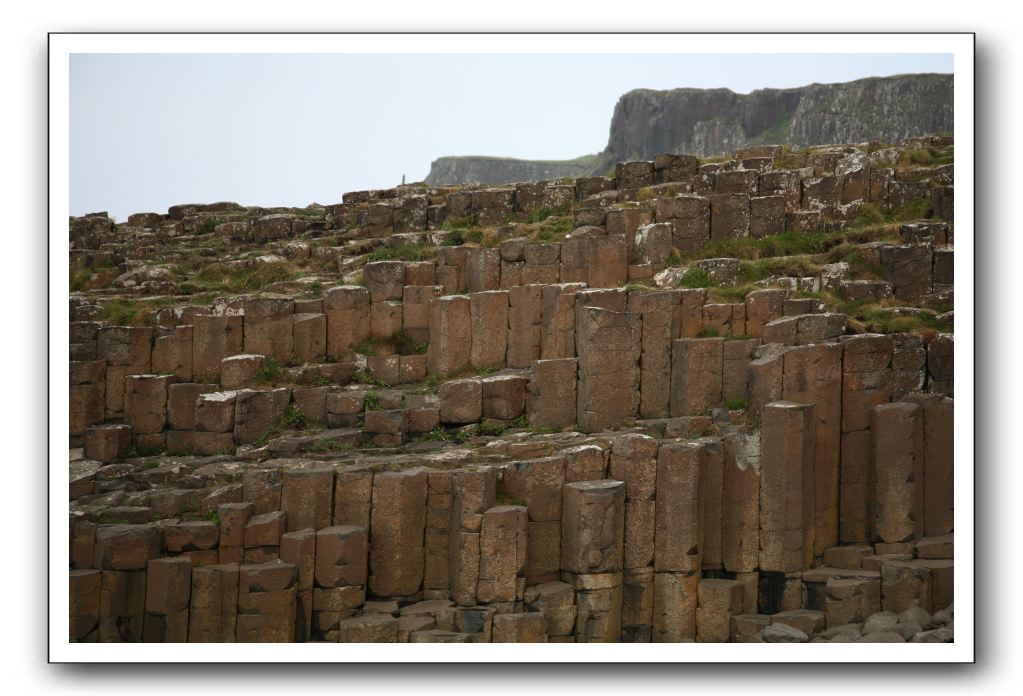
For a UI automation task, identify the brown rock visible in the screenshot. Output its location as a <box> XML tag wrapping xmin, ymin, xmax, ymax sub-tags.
<box><xmin>369</xmin><ymin>468</ymin><xmax>427</xmax><ymax>597</ymax></box>
<box><xmin>561</xmin><ymin>480</ymin><xmax>625</xmax><ymax>574</ymax></box>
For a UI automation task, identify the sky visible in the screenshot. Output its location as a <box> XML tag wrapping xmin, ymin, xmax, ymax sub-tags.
<box><xmin>70</xmin><ymin>53</ymin><xmax>953</xmax><ymax>220</ymax></box>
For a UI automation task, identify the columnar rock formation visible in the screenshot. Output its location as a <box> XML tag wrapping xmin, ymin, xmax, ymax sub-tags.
<box><xmin>69</xmin><ymin>133</ymin><xmax>956</xmax><ymax>644</ymax></box>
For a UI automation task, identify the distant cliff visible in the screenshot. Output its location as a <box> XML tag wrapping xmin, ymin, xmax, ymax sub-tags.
<box><xmin>423</xmin><ymin>73</ymin><xmax>953</xmax><ymax>185</ymax></box>
<box><xmin>424</xmin><ymin>154</ymin><xmax>599</xmax><ymax>187</ymax></box>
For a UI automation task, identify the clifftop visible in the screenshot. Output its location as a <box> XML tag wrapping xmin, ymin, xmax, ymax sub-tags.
<box><xmin>425</xmin><ymin>73</ymin><xmax>952</xmax><ymax>185</ymax></box>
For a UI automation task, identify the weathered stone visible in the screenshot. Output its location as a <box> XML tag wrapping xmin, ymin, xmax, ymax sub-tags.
<box><xmin>192</xmin><ymin>315</ymin><xmax>243</xmax><ymax>380</ymax></box>
<box><xmin>315</xmin><ymin>525</ymin><xmax>368</xmax><ymax>588</ymax></box>
<box><xmin>244</xmin><ymin>511</ymin><xmax>286</xmax><ymax>548</ymax></box>
<box><xmin>696</xmin><ymin>578</ymin><xmax>743</xmax><ymax>642</ymax></box>
<box><xmin>745</xmin><ymin>289</ymin><xmax>787</xmax><ymax>338</ymax></box>
<box><xmin>824</xmin><ymin>576</ymin><xmax>881</xmax><ymax>628</ymax></box>
<box><xmin>492</xmin><ymin>612</ymin><xmax>547</xmax><ymax>642</ymax></box>
<box><xmin>576</xmin><ymin>307</ymin><xmax>641</xmax><ymax>433</ymax></box>
<box><xmin>427</xmin><ymin>295</ymin><xmax>471</xmax><ymax>378</ymax></box>
<box><xmin>469</xmin><ymin>290</ymin><xmax>508</xmax><ymax>367</ymax></box>
<box><xmin>338</xmin><ymin>614</ymin><xmax>399</xmax><ymax>643</ymax></box>
<box><xmin>402</xmin><ymin>285</ymin><xmax>442</xmax><ymax>344</ymax></box>
<box><xmin>609</xmin><ymin>434</ymin><xmax>659</xmax><ymax>571</ymax></box>
<box><xmin>587</xmin><ymin>234</ymin><xmax>629</xmax><ymax>288</ymax></box>
<box><xmin>759</xmin><ymin>401</ymin><xmax>815</xmax><ymax>573</ymax></box>
<box><xmin>871</xmin><ymin>402</ymin><xmax>924</xmax><ymax>544</ymax></box>
<box><xmin>363</xmin><ymin>261</ymin><xmax>405</xmax><ymax>303</ymax></box>
<box><xmin>292</xmin><ymin>313</ymin><xmax>327</xmax><ymax>363</ymax></box>
<box><xmin>477</xmin><ymin>506</ymin><xmax>527</xmax><ymax>603</ymax></box>
<box><xmin>98</xmin><ymin>569</ymin><xmax>147</xmax><ymax>642</ymax></box>
<box><xmin>479</xmin><ymin>374</ymin><xmax>527</xmax><ymax>420</ymax></box>
<box><xmin>124</xmin><ymin>374</ymin><xmax>171</xmax><ymax>435</ymax></box>
<box><xmin>570</xmin><ymin>572</ymin><xmax>624</xmax><ymax>643</ymax></box>
<box><xmin>563</xmin><ymin>444</ymin><xmax>607</xmax><ymax>483</ymax></box>
<box><xmin>710</xmin><ymin>193</ymin><xmax>750</xmax><ymax>240</ymax></box>
<box><xmin>561</xmin><ymin>480</ymin><xmax>626</xmax><ymax>575</ymax></box>
<box><xmin>507</xmin><ymin>285</ymin><xmax>543</xmax><ymax>367</ymax></box>
<box><xmin>143</xmin><ymin>556</ymin><xmax>192</xmax><ymax>642</ymax></box>
<box><xmin>881</xmin><ymin>560</ymin><xmax>932</xmax><ymax>613</ymax></box>
<box><xmin>528</xmin><ymin>358</ymin><xmax>577</xmax><ymax>430</ymax></box>
<box><xmin>93</xmin><ymin>525</ymin><xmax>161</xmax><ymax>571</ymax></box>
<box><xmin>84</xmin><ymin>424</ymin><xmax>131</xmax><ymax>463</ymax></box>
<box><xmin>652</xmin><ymin>571</ymin><xmax>699</xmax><ymax>642</ymax></box>
<box><xmin>70</xmin><ymin>569</ymin><xmax>102</xmax><ymax>641</ymax></box>
<box><xmin>722</xmin><ymin>433</ymin><xmax>761</xmax><ymax>573</ymax></box>
<box><xmin>466</xmin><ymin>248</ymin><xmax>501</xmax><ymax>293</ymax></box>
<box><xmin>524</xmin><ymin>581</ymin><xmax>576</xmax><ymax>636</ymax></box>
<box><xmin>438</xmin><ymin>378</ymin><xmax>482</xmax><ymax>425</ymax></box>
<box><xmin>236</xmin><ymin>561</ymin><xmax>298</xmax><ymax>642</ymax></box>
<box><xmin>369</xmin><ymin>468</ymin><xmax>427</xmax><ymax>597</ymax></box>
<box><xmin>369</xmin><ymin>301</ymin><xmax>403</xmax><ymax>340</ymax></box>
<box><xmin>669</xmin><ymin>338</ymin><xmax>723</xmax><ymax>417</ymax></box>
<box><xmin>188</xmin><ymin>563</ymin><xmax>239</xmax><ymax>642</ymax></box>
<box><xmin>655</xmin><ymin>442</ymin><xmax>703</xmax><ymax>572</ymax></box>
<box><xmin>324</xmin><ymin>286</ymin><xmax>370</xmax><ymax>359</ymax></box>
<box><xmin>782</xmin><ymin>343</ymin><xmax>843</xmax><ymax>557</ymax></box>
<box><xmin>233</xmin><ymin>388</ymin><xmax>290</xmax><ymax>445</ymax></box>
<box><xmin>540</xmin><ymin>283</ymin><xmax>586</xmax><ymax>360</ymax></box>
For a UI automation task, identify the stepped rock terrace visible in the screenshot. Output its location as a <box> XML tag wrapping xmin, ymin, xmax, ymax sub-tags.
<box><xmin>68</xmin><ymin>135</ymin><xmax>956</xmax><ymax>644</ymax></box>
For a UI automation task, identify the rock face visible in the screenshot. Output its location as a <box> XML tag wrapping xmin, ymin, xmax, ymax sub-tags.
<box><xmin>425</xmin><ymin>74</ymin><xmax>952</xmax><ymax>184</ymax></box>
<box><xmin>425</xmin><ymin>155</ymin><xmax>598</xmax><ymax>187</ymax></box>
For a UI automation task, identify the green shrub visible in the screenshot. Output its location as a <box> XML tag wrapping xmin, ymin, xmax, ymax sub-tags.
<box><xmin>679</xmin><ymin>267</ymin><xmax>715</xmax><ymax>288</ymax></box>
<box><xmin>256</xmin><ymin>357</ymin><xmax>284</xmax><ymax>384</ymax></box>
<box><xmin>363</xmin><ymin>390</ymin><xmax>380</xmax><ymax>411</ymax></box>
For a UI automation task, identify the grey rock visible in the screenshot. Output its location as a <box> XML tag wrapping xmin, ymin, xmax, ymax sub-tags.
<box><xmin>856</xmin><ymin>632</ymin><xmax>906</xmax><ymax>643</ymax></box>
<box><xmin>762</xmin><ymin>623</ymin><xmax>809</xmax><ymax>643</ymax></box>
<box><xmin>862</xmin><ymin>612</ymin><xmax>899</xmax><ymax>635</ymax></box>
<box><xmin>898</xmin><ymin>606</ymin><xmax>933</xmax><ymax>630</ymax></box>
<box><xmin>911</xmin><ymin>627</ymin><xmax>954</xmax><ymax>643</ymax></box>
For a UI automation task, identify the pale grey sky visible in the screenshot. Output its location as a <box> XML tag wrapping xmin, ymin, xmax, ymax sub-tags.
<box><xmin>70</xmin><ymin>53</ymin><xmax>952</xmax><ymax>219</ymax></box>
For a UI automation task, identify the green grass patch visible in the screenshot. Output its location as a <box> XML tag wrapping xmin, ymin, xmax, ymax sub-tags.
<box><xmin>855</xmin><ymin>307</ymin><xmax>945</xmax><ymax>334</ymax></box>
<box><xmin>197</xmin><ymin>509</ymin><xmax>220</xmax><ymax>525</ymax></box>
<box><xmin>256</xmin><ymin>357</ymin><xmax>284</xmax><ymax>384</ymax></box>
<box><xmin>678</xmin><ymin>267</ymin><xmax>715</xmax><ymax>288</ymax></box>
<box><xmin>724</xmin><ymin>398</ymin><xmax>748</xmax><ymax>411</ymax></box>
<box><xmin>365</xmin><ymin>243</ymin><xmax>435</xmax><ymax>262</ymax></box>
<box><xmin>97</xmin><ymin>299</ymin><xmax>153</xmax><ymax>327</ymax></box>
<box><xmin>353</xmin><ymin>368</ymin><xmax>390</xmax><ymax>387</ymax></box>
<box><xmin>197</xmin><ymin>217</ymin><xmax>223</xmax><ymax>235</ymax></box>
<box><xmin>696</xmin><ymin>326</ymin><xmax>720</xmax><ymax>338</ymax></box>
<box><xmin>192</xmin><ymin>261</ymin><xmax>297</xmax><ymax>293</ymax></box>
<box><xmin>70</xmin><ymin>258</ymin><xmax>118</xmax><ymax>292</ymax></box>
<box><xmin>363</xmin><ymin>390</ymin><xmax>380</xmax><ymax>411</ymax></box>
<box><xmin>524</xmin><ymin>206</ymin><xmax>553</xmax><ymax>223</ymax></box>
<box><xmin>526</xmin><ymin>215</ymin><xmax>574</xmax><ymax>243</ymax></box>
<box><xmin>137</xmin><ymin>458</ymin><xmax>160</xmax><ymax>471</ymax></box>
<box><xmin>253</xmin><ymin>405</ymin><xmax>307</xmax><ymax>446</ymax></box>
<box><xmin>896</xmin><ymin>146</ymin><xmax>954</xmax><ymax>170</ymax></box>
<box><xmin>886</xmin><ymin>199</ymin><xmax>933</xmax><ymax>223</ymax></box>
<box><xmin>121</xmin><ymin>444</ymin><xmax>165</xmax><ymax>459</ymax></box>
<box><xmin>706</xmin><ymin>286</ymin><xmax>753</xmax><ymax>303</ymax></box>
<box><xmin>443</xmin><ymin>215</ymin><xmax>479</xmax><ymax>231</ymax></box>
<box><xmin>421</xmin><ymin>427</ymin><xmax>454</xmax><ymax>442</ymax></box>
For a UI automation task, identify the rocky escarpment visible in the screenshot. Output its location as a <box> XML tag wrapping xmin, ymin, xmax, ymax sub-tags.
<box><xmin>425</xmin><ymin>74</ymin><xmax>952</xmax><ymax>185</ymax></box>
<box><xmin>424</xmin><ymin>154</ymin><xmax>598</xmax><ymax>187</ymax></box>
